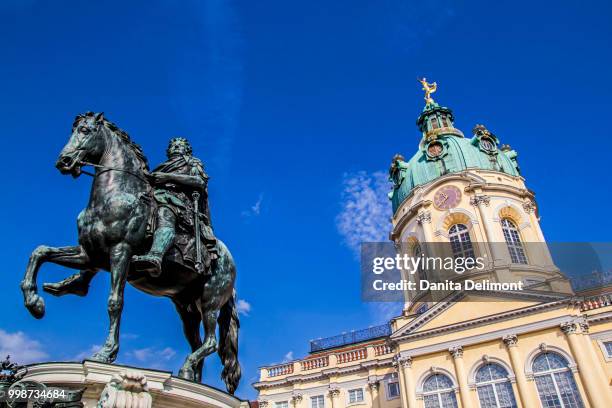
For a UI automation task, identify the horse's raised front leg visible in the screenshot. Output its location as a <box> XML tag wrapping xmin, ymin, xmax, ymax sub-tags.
<box><xmin>21</xmin><ymin>245</ymin><xmax>92</xmax><ymax>319</ymax></box>
<box><xmin>91</xmin><ymin>243</ymin><xmax>131</xmax><ymax>363</ymax></box>
<box><xmin>179</xmin><ymin>310</ymin><xmax>218</xmax><ymax>381</ymax></box>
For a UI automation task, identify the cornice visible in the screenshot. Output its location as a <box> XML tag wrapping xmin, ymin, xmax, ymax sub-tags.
<box><xmin>392</xmin><ymin>294</ymin><xmax>572</xmax><ymax>342</ymax></box>
<box><xmin>398</xmin><ymin>314</ymin><xmax>576</xmax><ymax>358</ymax></box>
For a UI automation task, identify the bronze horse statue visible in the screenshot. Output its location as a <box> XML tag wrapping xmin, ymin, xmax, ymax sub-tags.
<box><xmin>20</xmin><ymin>112</ymin><xmax>241</xmax><ymax>394</ymax></box>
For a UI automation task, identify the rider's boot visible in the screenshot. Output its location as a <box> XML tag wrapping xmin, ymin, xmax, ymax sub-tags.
<box><xmin>132</xmin><ymin>225</ymin><xmax>175</xmax><ymax>277</ymax></box>
<box><xmin>43</xmin><ymin>270</ymin><xmax>96</xmax><ymax>297</ymax></box>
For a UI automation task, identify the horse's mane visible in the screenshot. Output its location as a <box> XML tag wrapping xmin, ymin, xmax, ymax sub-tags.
<box><xmin>74</xmin><ymin>112</ymin><xmax>150</xmax><ymax>172</ymax></box>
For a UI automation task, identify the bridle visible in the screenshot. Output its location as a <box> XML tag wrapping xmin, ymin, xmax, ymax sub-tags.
<box><xmin>69</xmin><ymin>123</ymin><xmax>150</xmax><ymax>184</ymax></box>
<box><xmin>78</xmin><ymin>160</ymin><xmax>150</xmax><ymax>184</ymax></box>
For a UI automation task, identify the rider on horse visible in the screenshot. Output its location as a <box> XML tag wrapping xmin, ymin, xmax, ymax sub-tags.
<box><xmin>133</xmin><ymin>137</ymin><xmax>218</xmax><ymax>277</ymax></box>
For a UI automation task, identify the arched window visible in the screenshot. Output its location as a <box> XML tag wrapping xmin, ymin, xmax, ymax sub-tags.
<box><xmin>413</xmin><ymin>242</ymin><xmax>427</xmax><ymax>282</ymax></box>
<box><xmin>448</xmin><ymin>224</ymin><xmax>474</xmax><ymax>259</ymax></box>
<box><xmin>422</xmin><ymin>374</ymin><xmax>458</xmax><ymax>408</ymax></box>
<box><xmin>532</xmin><ymin>352</ymin><xmax>584</xmax><ymax>408</ymax></box>
<box><xmin>475</xmin><ymin>363</ymin><xmax>517</xmax><ymax>408</ymax></box>
<box><xmin>501</xmin><ymin>219</ymin><xmax>527</xmax><ymax>264</ymax></box>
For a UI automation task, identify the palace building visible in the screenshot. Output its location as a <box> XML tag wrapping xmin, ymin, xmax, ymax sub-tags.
<box><xmin>253</xmin><ymin>83</ymin><xmax>612</xmax><ymax>408</ymax></box>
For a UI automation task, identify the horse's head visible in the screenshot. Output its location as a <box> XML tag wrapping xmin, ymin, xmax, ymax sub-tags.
<box><xmin>56</xmin><ymin>112</ymin><xmax>107</xmax><ymax>177</ymax></box>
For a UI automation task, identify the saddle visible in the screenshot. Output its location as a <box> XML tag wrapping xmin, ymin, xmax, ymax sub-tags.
<box><xmin>141</xmin><ymin>195</ymin><xmax>216</xmax><ymax>276</ymax></box>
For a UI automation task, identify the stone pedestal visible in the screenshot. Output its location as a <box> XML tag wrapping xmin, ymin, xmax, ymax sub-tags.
<box><xmin>19</xmin><ymin>361</ymin><xmax>250</xmax><ymax>408</ymax></box>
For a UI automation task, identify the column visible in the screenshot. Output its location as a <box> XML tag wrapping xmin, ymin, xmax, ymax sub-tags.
<box><xmin>449</xmin><ymin>346</ymin><xmax>473</xmax><ymax>408</ymax></box>
<box><xmin>560</xmin><ymin>322</ymin><xmax>612</xmax><ymax>407</ymax></box>
<box><xmin>395</xmin><ymin>355</ymin><xmax>417</xmax><ymax>408</ymax></box>
<box><xmin>502</xmin><ymin>334</ymin><xmax>538</xmax><ymax>408</ymax></box>
<box><xmin>394</xmin><ymin>357</ymin><xmax>410</xmax><ymax>408</ymax></box>
<box><xmin>401</xmin><ymin>357</ymin><xmax>418</xmax><ymax>408</ymax></box>
<box><xmin>577</xmin><ymin>320</ymin><xmax>611</xmax><ymax>392</ymax></box>
<box><xmin>470</xmin><ymin>196</ymin><xmax>495</xmax><ymax>265</ymax></box>
<box><xmin>327</xmin><ymin>387</ymin><xmax>340</xmax><ymax>408</ymax></box>
<box><xmin>368</xmin><ymin>380</ymin><xmax>380</xmax><ymax>408</ymax></box>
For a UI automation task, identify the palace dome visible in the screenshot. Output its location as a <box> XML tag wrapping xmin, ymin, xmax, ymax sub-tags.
<box><xmin>389</xmin><ymin>102</ymin><xmax>521</xmax><ymax>214</ymax></box>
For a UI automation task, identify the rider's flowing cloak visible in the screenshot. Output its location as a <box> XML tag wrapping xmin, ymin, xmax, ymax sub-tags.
<box><xmin>151</xmin><ymin>154</ymin><xmax>217</xmax><ymax>270</ymax></box>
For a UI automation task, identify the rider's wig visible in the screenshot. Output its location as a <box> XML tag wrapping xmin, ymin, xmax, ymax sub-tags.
<box><xmin>167</xmin><ymin>137</ymin><xmax>193</xmax><ymax>156</ymax></box>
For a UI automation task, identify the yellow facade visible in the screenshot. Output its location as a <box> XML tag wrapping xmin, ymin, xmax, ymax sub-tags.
<box><xmin>255</xmin><ymin>295</ymin><xmax>612</xmax><ymax>408</ymax></box>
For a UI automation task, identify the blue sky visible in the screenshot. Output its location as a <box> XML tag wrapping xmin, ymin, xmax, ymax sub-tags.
<box><xmin>1</xmin><ymin>0</ymin><xmax>612</xmax><ymax>400</ymax></box>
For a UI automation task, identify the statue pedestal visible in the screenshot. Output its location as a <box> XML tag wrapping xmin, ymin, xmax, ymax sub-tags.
<box><xmin>20</xmin><ymin>361</ymin><xmax>249</xmax><ymax>408</ymax></box>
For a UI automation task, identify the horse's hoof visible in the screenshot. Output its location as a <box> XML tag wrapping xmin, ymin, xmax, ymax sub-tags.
<box><xmin>25</xmin><ymin>294</ymin><xmax>45</xmax><ymax>319</ymax></box>
<box><xmin>91</xmin><ymin>346</ymin><xmax>118</xmax><ymax>363</ymax></box>
<box><xmin>178</xmin><ymin>367</ymin><xmax>195</xmax><ymax>381</ymax></box>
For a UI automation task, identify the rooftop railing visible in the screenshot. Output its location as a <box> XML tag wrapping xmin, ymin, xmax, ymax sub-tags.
<box><xmin>309</xmin><ymin>323</ymin><xmax>391</xmax><ymax>353</ymax></box>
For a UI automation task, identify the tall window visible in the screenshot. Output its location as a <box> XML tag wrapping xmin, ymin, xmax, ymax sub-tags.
<box><xmin>387</xmin><ymin>381</ymin><xmax>400</xmax><ymax>399</ymax></box>
<box><xmin>422</xmin><ymin>374</ymin><xmax>458</xmax><ymax>408</ymax></box>
<box><xmin>311</xmin><ymin>395</ymin><xmax>324</xmax><ymax>408</ymax></box>
<box><xmin>475</xmin><ymin>363</ymin><xmax>517</xmax><ymax>408</ymax></box>
<box><xmin>533</xmin><ymin>352</ymin><xmax>584</xmax><ymax>408</ymax></box>
<box><xmin>275</xmin><ymin>402</ymin><xmax>288</xmax><ymax>408</ymax></box>
<box><xmin>501</xmin><ymin>219</ymin><xmax>527</xmax><ymax>264</ymax></box>
<box><xmin>348</xmin><ymin>388</ymin><xmax>364</xmax><ymax>404</ymax></box>
<box><xmin>430</xmin><ymin>116</ymin><xmax>440</xmax><ymax>129</ymax></box>
<box><xmin>604</xmin><ymin>341</ymin><xmax>612</xmax><ymax>358</ymax></box>
<box><xmin>413</xmin><ymin>242</ymin><xmax>427</xmax><ymax>282</ymax></box>
<box><xmin>441</xmin><ymin>115</ymin><xmax>449</xmax><ymax>127</ymax></box>
<box><xmin>449</xmin><ymin>224</ymin><xmax>474</xmax><ymax>259</ymax></box>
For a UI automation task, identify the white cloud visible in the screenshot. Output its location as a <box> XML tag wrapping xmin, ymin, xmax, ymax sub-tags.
<box><xmin>236</xmin><ymin>299</ymin><xmax>252</xmax><ymax>316</ymax></box>
<box><xmin>368</xmin><ymin>303</ymin><xmax>403</xmax><ymax>324</ymax></box>
<box><xmin>0</xmin><ymin>329</ymin><xmax>48</xmax><ymax>364</ymax></box>
<box><xmin>336</xmin><ymin>171</ymin><xmax>392</xmax><ymax>255</ymax></box>
<box><xmin>242</xmin><ymin>194</ymin><xmax>264</xmax><ymax>218</ymax></box>
<box><xmin>127</xmin><ymin>346</ymin><xmax>176</xmax><ymax>364</ymax></box>
<box><xmin>283</xmin><ymin>351</ymin><xmax>294</xmax><ymax>362</ymax></box>
<box><xmin>72</xmin><ymin>344</ymin><xmax>102</xmax><ymax>361</ymax></box>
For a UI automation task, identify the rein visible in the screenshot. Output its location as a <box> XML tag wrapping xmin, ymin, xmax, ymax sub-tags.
<box><xmin>79</xmin><ymin>160</ymin><xmax>150</xmax><ymax>184</ymax></box>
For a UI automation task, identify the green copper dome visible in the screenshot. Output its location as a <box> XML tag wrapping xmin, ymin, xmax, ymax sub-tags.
<box><xmin>389</xmin><ymin>102</ymin><xmax>520</xmax><ymax>214</ymax></box>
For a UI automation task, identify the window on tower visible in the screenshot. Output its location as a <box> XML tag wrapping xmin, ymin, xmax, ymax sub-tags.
<box><xmin>448</xmin><ymin>224</ymin><xmax>475</xmax><ymax>259</ymax></box>
<box><xmin>413</xmin><ymin>242</ymin><xmax>427</xmax><ymax>282</ymax></box>
<box><xmin>430</xmin><ymin>116</ymin><xmax>440</xmax><ymax>129</ymax></box>
<box><xmin>441</xmin><ymin>115</ymin><xmax>449</xmax><ymax>127</ymax></box>
<box><xmin>501</xmin><ymin>219</ymin><xmax>528</xmax><ymax>264</ymax></box>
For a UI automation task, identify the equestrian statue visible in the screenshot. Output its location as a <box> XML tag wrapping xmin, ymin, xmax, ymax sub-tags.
<box><xmin>20</xmin><ymin>112</ymin><xmax>241</xmax><ymax>394</ymax></box>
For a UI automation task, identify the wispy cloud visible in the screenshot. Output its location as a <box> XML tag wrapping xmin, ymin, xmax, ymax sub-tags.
<box><xmin>122</xmin><ymin>346</ymin><xmax>177</xmax><ymax>370</ymax></box>
<box><xmin>0</xmin><ymin>329</ymin><xmax>48</xmax><ymax>364</ymax></box>
<box><xmin>236</xmin><ymin>299</ymin><xmax>252</xmax><ymax>316</ymax></box>
<box><xmin>336</xmin><ymin>171</ymin><xmax>391</xmax><ymax>255</ymax></box>
<box><xmin>170</xmin><ymin>0</ymin><xmax>244</xmax><ymax>172</ymax></box>
<box><xmin>72</xmin><ymin>344</ymin><xmax>102</xmax><ymax>361</ymax></box>
<box><xmin>367</xmin><ymin>303</ymin><xmax>403</xmax><ymax>325</ymax></box>
<box><xmin>242</xmin><ymin>194</ymin><xmax>264</xmax><ymax>218</ymax></box>
<box><xmin>283</xmin><ymin>351</ymin><xmax>294</xmax><ymax>362</ymax></box>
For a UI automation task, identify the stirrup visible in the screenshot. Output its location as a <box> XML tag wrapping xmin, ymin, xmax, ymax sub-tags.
<box><xmin>132</xmin><ymin>254</ymin><xmax>163</xmax><ymax>277</ymax></box>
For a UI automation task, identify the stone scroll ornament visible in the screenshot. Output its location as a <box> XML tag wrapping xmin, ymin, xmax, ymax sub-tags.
<box><xmin>97</xmin><ymin>371</ymin><xmax>152</xmax><ymax>408</ymax></box>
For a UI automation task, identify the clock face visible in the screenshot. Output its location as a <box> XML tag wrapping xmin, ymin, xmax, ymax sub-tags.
<box><xmin>433</xmin><ymin>185</ymin><xmax>462</xmax><ymax>210</ymax></box>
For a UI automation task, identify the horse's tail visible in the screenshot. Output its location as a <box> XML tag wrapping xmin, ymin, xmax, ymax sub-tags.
<box><xmin>218</xmin><ymin>289</ymin><xmax>241</xmax><ymax>394</ymax></box>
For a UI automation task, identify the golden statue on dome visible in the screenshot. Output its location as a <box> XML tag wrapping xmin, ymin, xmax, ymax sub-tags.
<box><xmin>418</xmin><ymin>77</ymin><xmax>437</xmax><ymax>104</ymax></box>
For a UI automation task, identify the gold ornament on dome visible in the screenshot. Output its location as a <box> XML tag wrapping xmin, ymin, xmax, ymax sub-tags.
<box><xmin>418</xmin><ymin>77</ymin><xmax>437</xmax><ymax>104</ymax></box>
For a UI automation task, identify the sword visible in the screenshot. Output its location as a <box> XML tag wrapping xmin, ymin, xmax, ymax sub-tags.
<box><xmin>192</xmin><ymin>191</ymin><xmax>204</xmax><ymax>274</ymax></box>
